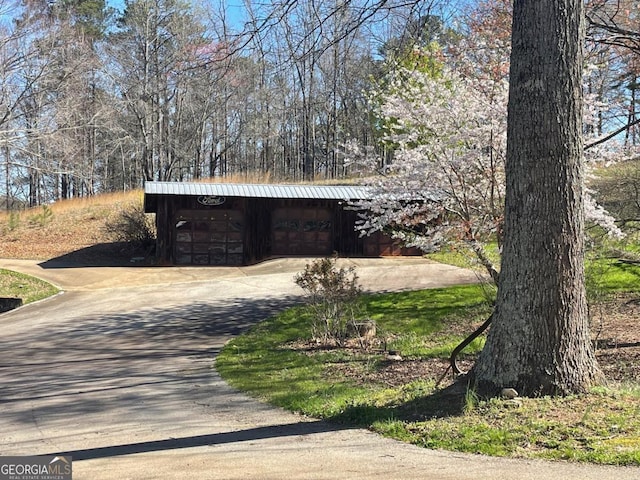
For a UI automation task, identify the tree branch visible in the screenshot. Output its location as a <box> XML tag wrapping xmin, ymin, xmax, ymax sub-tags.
<box><xmin>450</xmin><ymin>313</ymin><xmax>493</xmax><ymax>375</ymax></box>
<box><xmin>585</xmin><ymin>116</ymin><xmax>640</xmax><ymax>150</ymax></box>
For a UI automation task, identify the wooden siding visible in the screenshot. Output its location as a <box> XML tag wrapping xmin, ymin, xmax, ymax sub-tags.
<box><xmin>149</xmin><ymin>193</ymin><xmax>419</xmax><ymax>266</ymax></box>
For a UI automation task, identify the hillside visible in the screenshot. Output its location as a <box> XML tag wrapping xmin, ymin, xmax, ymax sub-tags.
<box><xmin>0</xmin><ymin>190</ymin><xmax>147</xmax><ymax>263</ymax></box>
<box><xmin>0</xmin><ymin>177</ymin><xmax>359</xmax><ymax>264</ymax></box>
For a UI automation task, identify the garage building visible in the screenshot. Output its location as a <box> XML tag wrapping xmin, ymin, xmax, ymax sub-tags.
<box><xmin>143</xmin><ymin>181</ymin><xmax>419</xmax><ymax>266</ymax></box>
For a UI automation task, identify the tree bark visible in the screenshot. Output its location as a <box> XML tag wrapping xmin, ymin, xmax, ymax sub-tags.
<box><xmin>472</xmin><ymin>0</ymin><xmax>602</xmax><ymax>396</ymax></box>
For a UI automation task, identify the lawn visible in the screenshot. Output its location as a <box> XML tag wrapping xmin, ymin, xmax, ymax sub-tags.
<box><xmin>217</xmin><ymin>260</ymin><xmax>640</xmax><ymax>466</ymax></box>
<box><xmin>0</xmin><ymin>268</ymin><xmax>59</xmax><ymax>305</ymax></box>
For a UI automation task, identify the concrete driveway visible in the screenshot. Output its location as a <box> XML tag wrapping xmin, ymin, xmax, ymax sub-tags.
<box><xmin>1</xmin><ymin>257</ymin><xmax>638</xmax><ymax>480</ymax></box>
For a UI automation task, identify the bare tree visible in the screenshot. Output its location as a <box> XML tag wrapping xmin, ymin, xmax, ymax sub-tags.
<box><xmin>0</xmin><ymin>0</ymin><xmax>57</xmax><ymax>206</ymax></box>
<box><xmin>108</xmin><ymin>0</ymin><xmax>213</xmax><ymax>182</ymax></box>
<box><xmin>585</xmin><ymin>0</ymin><xmax>640</xmax><ymax>148</ymax></box>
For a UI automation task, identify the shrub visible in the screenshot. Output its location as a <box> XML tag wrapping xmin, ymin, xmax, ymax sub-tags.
<box><xmin>294</xmin><ymin>256</ymin><xmax>364</xmax><ymax>344</ymax></box>
<box><xmin>104</xmin><ymin>202</ymin><xmax>156</xmax><ymax>249</ymax></box>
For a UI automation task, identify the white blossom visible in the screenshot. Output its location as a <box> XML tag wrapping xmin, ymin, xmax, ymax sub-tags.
<box><xmin>585</xmin><ymin>190</ymin><xmax>625</xmax><ymax>239</ymax></box>
<box><xmin>351</xmin><ymin>56</ymin><xmax>508</xmax><ymax>263</ymax></box>
<box><xmin>346</xmin><ymin>43</ymin><xmax>626</xmax><ymax>275</ymax></box>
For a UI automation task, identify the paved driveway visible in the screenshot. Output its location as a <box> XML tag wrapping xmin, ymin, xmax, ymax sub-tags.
<box><xmin>1</xmin><ymin>257</ymin><xmax>638</xmax><ymax>479</ymax></box>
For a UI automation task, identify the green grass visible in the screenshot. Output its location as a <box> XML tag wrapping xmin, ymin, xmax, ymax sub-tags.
<box><xmin>217</xmin><ymin>284</ymin><xmax>493</xmax><ymax>419</ymax></box>
<box><xmin>363</xmin><ymin>288</ymin><xmax>491</xmax><ymax>358</ymax></box>
<box><xmin>218</xmin><ymin>261</ymin><xmax>640</xmax><ymax>466</ymax></box>
<box><xmin>372</xmin><ymin>389</ymin><xmax>640</xmax><ymax>464</ymax></box>
<box><xmin>426</xmin><ymin>243</ymin><xmax>500</xmax><ymax>272</ymax></box>
<box><xmin>0</xmin><ymin>269</ymin><xmax>59</xmax><ymax>304</ymax></box>
<box><xmin>430</xmin><ymin>241</ymin><xmax>640</xmax><ymax>300</ymax></box>
<box><xmin>217</xmin><ymin>307</ymin><xmax>379</xmax><ymax>418</ymax></box>
<box><xmin>586</xmin><ymin>258</ymin><xmax>640</xmax><ymax>296</ymax></box>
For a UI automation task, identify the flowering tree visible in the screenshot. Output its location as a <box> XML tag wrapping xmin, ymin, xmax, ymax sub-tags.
<box><xmin>348</xmin><ymin>48</ymin><xmax>508</xmax><ymax>282</ymax></box>
<box><xmin>347</xmin><ymin>29</ymin><xmax>624</xmax><ymax>286</ymax></box>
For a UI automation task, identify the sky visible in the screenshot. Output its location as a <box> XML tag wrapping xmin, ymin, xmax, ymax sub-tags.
<box><xmin>106</xmin><ymin>0</ymin><xmax>248</xmax><ymax>29</ymax></box>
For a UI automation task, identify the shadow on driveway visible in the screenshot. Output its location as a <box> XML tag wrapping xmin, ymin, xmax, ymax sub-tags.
<box><xmin>38</xmin><ymin>242</ymin><xmax>145</xmax><ymax>268</ymax></box>
<box><xmin>1</xmin><ymin>294</ymin><xmax>302</xmax><ymax>426</ymax></box>
<box><xmin>49</xmin><ymin>421</ymin><xmax>346</xmax><ymax>460</ymax></box>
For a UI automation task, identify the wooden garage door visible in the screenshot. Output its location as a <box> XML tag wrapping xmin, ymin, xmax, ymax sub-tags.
<box><xmin>174</xmin><ymin>210</ymin><xmax>244</xmax><ymax>265</ymax></box>
<box><xmin>271</xmin><ymin>207</ymin><xmax>332</xmax><ymax>255</ymax></box>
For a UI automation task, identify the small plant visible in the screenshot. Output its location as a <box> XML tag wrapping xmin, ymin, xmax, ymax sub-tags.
<box><xmin>294</xmin><ymin>256</ymin><xmax>364</xmax><ymax>345</ymax></box>
<box><xmin>7</xmin><ymin>211</ymin><xmax>20</xmax><ymax>231</ymax></box>
<box><xmin>463</xmin><ymin>386</ymin><xmax>481</xmax><ymax>414</ymax></box>
<box><xmin>103</xmin><ymin>202</ymin><xmax>156</xmax><ymax>249</ymax></box>
<box><xmin>29</xmin><ymin>205</ymin><xmax>53</xmax><ymax>227</ymax></box>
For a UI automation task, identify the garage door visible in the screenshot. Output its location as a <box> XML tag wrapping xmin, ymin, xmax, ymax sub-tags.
<box><xmin>174</xmin><ymin>210</ymin><xmax>244</xmax><ymax>265</ymax></box>
<box><xmin>271</xmin><ymin>207</ymin><xmax>332</xmax><ymax>255</ymax></box>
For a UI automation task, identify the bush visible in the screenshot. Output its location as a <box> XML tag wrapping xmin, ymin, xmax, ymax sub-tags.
<box><xmin>104</xmin><ymin>203</ymin><xmax>156</xmax><ymax>249</ymax></box>
<box><xmin>294</xmin><ymin>256</ymin><xmax>364</xmax><ymax>344</ymax></box>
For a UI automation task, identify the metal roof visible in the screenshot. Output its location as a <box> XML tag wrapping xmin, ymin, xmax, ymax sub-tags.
<box><xmin>144</xmin><ymin>181</ymin><xmax>372</xmax><ymax>200</ymax></box>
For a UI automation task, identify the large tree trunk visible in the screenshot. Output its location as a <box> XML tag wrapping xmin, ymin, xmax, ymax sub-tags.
<box><xmin>472</xmin><ymin>0</ymin><xmax>602</xmax><ymax>396</ymax></box>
